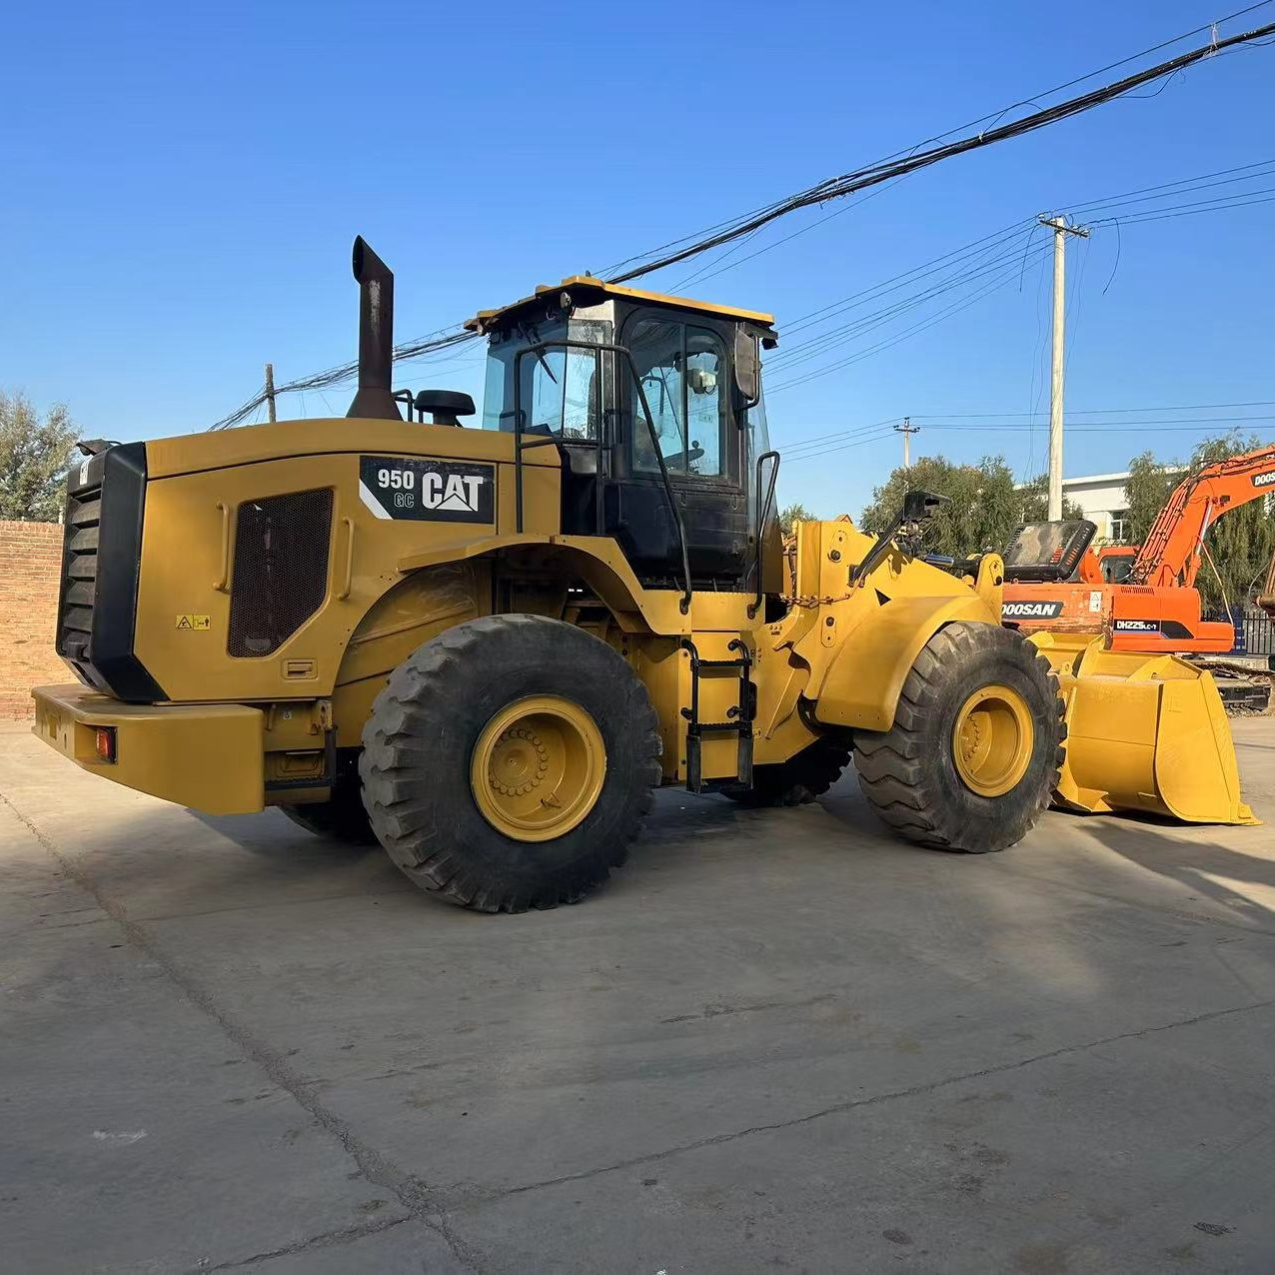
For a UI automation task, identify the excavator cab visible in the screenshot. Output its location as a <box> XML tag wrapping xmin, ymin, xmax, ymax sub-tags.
<box><xmin>466</xmin><ymin>278</ymin><xmax>781</xmax><ymax>592</ymax></box>
<box><xmin>1097</xmin><ymin>545</ymin><xmax>1137</xmax><ymax>584</ymax></box>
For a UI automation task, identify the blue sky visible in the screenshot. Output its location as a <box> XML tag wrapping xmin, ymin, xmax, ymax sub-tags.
<box><xmin>3</xmin><ymin>0</ymin><xmax>1273</xmax><ymax>517</ymax></box>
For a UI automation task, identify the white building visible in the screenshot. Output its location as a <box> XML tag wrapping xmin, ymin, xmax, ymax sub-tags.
<box><xmin>1058</xmin><ymin>467</ymin><xmax>1273</xmax><ymax>547</ymax></box>
<box><xmin>1058</xmin><ymin>471</ymin><xmax>1134</xmax><ymax>543</ymax></box>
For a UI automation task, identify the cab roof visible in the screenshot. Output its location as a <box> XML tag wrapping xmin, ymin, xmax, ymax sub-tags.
<box><xmin>464</xmin><ymin>275</ymin><xmax>777</xmax><ymax>336</ymax></box>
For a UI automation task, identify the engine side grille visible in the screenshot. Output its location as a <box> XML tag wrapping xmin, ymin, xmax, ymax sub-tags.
<box><xmin>228</xmin><ymin>489</ymin><xmax>334</xmax><ymax>658</ymax></box>
<box><xmin>53</xmin><ymin>442</ymin><xmax>164</xmax><ymax>702</ymax></box>
<box><xmin>57</xmin><ymin>486</ymin><xmax>103</xmax><ymax>661</ymax></box>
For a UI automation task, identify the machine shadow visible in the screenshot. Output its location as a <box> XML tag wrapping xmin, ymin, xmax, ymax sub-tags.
<box><xmin>1084</xmin><ymin>817</ymin><xmax>1275</xmax><ymax>930</ymax></box>
<box><xmin>191</xmin><ymin>808</ymin><xmax>383</xmax><ymax>862</ymax></box>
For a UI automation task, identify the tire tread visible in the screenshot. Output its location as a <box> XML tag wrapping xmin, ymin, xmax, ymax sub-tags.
<box><xmin>853</xmin><ymin>623</ymin><xmax>1065</xmax><ymax>854</ymax></box>
<box><xmin>360</xmin><ymin>614</ymin><xmax>661</xmax><ymax>912</ymax></box>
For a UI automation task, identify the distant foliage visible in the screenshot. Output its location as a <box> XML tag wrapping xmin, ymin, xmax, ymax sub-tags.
<box><xmin>860</xmin><ymin>455</ymin><xmax>1080</xmax><ymax>557</ymax></box>
<box><xmin>0</xmin><ymin>392</ymin><xmax>78</xmax><ymax>522</ymax></box>
<box><xmin>778</xmin><ymin>502</ymin><xmax>815</xmax><ymax>534</ymax></box>
<box><xmin>1123</xmin><ymin>451</ymin><xmax>1182</xmax><ymax>545</ymax></box>
<box><xmin>1125</xmin><ymin>431</ymin><xmax>1275</xmax><ymax>611</ymax></box>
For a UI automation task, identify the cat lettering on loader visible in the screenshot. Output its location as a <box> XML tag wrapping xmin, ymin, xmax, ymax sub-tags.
<box><xmin>31</xmin><ymin>240</ymin><xmax>1257</xmax><ymax>912</ymax></box>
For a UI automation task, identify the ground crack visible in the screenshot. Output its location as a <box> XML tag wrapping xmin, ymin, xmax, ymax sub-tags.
<box><xmin>193</xmin><ymin>1214</ymin><xmax>410</xmax><ymax>1271</ymax></box>
<box><xmin>485</xmin><ymin>996</ymin><xmax>1275</xmax><ymax>1202</ymax></box>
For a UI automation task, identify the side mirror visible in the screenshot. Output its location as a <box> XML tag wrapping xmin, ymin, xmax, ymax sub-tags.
<box><xmin>734</xmin><ymin>328</ymin><xmax>759</xmax><ymax>407</ymax></box>
<box><xmin>903</xmin><ymin>489</ymin><xmax>947</xmax><ymax>521</ymax></box>
<box><xmin>852</xmin><ymin>490</ymin><xmax>948</xmax><ymax>585</ymax></box>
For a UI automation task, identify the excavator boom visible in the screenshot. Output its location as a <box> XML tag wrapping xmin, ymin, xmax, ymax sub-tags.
<box><xmin>1132</xmin><ymin>446</ymin><xmax>1275</xmax><ymax>588</ymax></box>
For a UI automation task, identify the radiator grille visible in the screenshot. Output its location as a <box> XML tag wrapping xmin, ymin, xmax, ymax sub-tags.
<box><xmin>57</xmin><ymin>486</ymin><xmax>103</xmax><ymax>661</ymax></box>
<box><xmin>228</xmin><ymin>489</ymin><xmax>334</xmax><ymax>657</ymax></box>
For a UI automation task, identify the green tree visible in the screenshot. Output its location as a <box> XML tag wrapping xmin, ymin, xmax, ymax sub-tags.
<box><xmin>1124</xmin><ymin>451</ymin><xmax>1184</xmax><ymax>544</ymax></box>
<box><xmin>860</xmin><ymin>455</ymin><xmax>1080</xmax><ymax>557</ymax></box>
<box><xmin>1125</xmin><ymin>431</ymin><xmax>1275</xmax><ymax>612</ymax></box>
<box><xmin>0</xmin><ymin>392</ymin><xmax>78</xmax><ymax>521</ymax></box>
<box><xmin>777</xmin><ymin>501</ymin><xmax>814</xmax><ymax>535</ymax></box>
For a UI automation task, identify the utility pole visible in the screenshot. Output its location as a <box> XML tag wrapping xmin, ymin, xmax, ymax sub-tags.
<box><xmin>1039</xmin><ymin>215</ymin><xmax>1089</xmax><ymax>519</ymax></box>
<box><xmin>894</xmin><ymin>416</ymin><xmax>919</xmax><ymax>470</ymax></box>
<box><xmin>265</xmin><ymin>363</ymin><xmax>277</xmax><ymax>424</ymax></box>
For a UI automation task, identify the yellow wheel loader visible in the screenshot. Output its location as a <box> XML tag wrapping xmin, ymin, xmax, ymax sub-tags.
<box><xmin>32</xmin><ymin>240</ymin><xmax>1256</xmax><ymax>912</ymax></box>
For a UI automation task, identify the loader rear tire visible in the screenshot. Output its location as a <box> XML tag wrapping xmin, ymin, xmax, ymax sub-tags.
<box><xmin>359</xmin><ymin>615</ymin><xmax>662</xmax><ymax>913</ymax></box>
<box><xmin>727</xmin><ymin>738</ymin><xmax>851</xmax><ymax>807</ymax></box>
<box><xmin>853</xmin><ymin>623</ymin><xmax>1065</xmax><ymax>853</ymax></box>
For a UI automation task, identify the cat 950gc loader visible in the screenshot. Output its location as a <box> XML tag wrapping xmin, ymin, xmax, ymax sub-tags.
<box><xmin>31</xmin><ymin>240</ymin><xmax>1256</xmax><ymax>911</ymax></box>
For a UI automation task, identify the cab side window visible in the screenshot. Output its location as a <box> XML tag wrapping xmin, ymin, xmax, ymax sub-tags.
<box><xmin>628</xmin><ymin>318</ymin><xmax>725</xmax><ymax>477</ymax></box>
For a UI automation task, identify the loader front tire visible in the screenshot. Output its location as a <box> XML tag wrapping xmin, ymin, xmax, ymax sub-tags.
<box><xmin>359</xmin><ymin>615</ymin><xmax>662</xmax><ymax>913</ymax></box>
<box><xmin>853</xmin><ymin>623</ymin><xmax>1064</xmax><ymax>853</ymax></box>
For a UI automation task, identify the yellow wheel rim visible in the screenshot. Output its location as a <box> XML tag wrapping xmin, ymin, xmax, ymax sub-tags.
<box><xmin>951</xmin><ymin>683</ymin><xmax>1035</xmax><ymax>798</ymax></box>
<box><xmin>470</xmin><ymin>696</ymin><xmax>607</xmax><ymax>841</ymax></box>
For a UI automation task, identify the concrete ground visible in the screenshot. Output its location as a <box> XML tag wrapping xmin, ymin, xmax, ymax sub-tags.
<box><xmin>2</xmin><ymin>718</ymin><xmax>1275</xmax><ymax>1275</ymax></box>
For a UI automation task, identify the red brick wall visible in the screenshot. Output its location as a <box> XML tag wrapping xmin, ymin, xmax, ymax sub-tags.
<box><xmin>0</xmin><ymin>520</ymin><xmax>68</xmax><ymax>719</ymax></box>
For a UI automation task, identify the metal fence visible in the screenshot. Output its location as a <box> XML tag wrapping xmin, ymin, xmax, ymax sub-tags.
<box><xmin>1222</xmin><ymin>611</ymin><xmax>1275</xmax><ymax>657</ymax></box>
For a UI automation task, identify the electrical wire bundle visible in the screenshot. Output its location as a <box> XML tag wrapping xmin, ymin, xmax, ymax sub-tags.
<box><xmin>208</xmin><ymin>5</ymin><xmax>1275</xmax><ymax>431</ymax></box>
<box><xmin>755</xmin><ymin>152</ymin><xmax>1275</xmax><ymax>402</ymax></box>
<box><xmin>776</xmin><ymin>404</ymin><xmax>1275</xmax><ymax>470</ymax></box>
<box><xmin>209</xmin><ymin>327</ymin><xmax>477</xmax><ymax>431</ymax></box>
<box><xmin>600</xmin><ymin>7</ymin><xmax>1275</xmax><ymax>285</ymax></box>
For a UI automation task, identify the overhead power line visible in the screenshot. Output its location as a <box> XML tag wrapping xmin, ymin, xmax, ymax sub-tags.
<box><xmin>209</xmin><ymin>7</ymin><xmax>1275</xmax><ymax>430</ymax></box>
<box><xmin>779</xmin><ymin>417</ymin><xmax>903</xmax><ymax>458</ymax></box>
<box><xmin>910</xmin><ymin>400</ymin><xmax>1275</xmax><ymax>418</ymax></box>
<box><xmin>923</xmin><ymin>416</ymin><xmax>1275</xmax><ymax>429</ymax></box>
<box><xmin>1059</xmin><ymin>157</ymin><xmax>1275</xmax><ymax>216</ymax></box>
<box><xmin>923</xmin><ymin>421</ymin><xmax>1275</xmax><ymax>434</ymax></box>
<box><xmin>782</xmin><ymin>220</ymin><xmax>1034</xmax><ymax>333</ymax></box>
<box><xmin>1091</xmin><ymin>189</ymin><xmax>1275</xmax><ymax>225</ymax></box>
<box><xmin>605</xmin><ymin>14</ymin><xmax>1275</xmax><ymax>284</ymax></box>
<box><xmin>770</xmin><ymin>236</ymin><xmax>1047</xmax><ymax>370</ymax></box>
<box><xmin>601</xmin><ymin>2</ymin><xmax>1275</xmax><ymax>281</ymax></box>
<box><xmin>767</xmin><ymin>246</ymin><xmax>1054</xmax><ymax>393</ymax></box>
<box><xmin>782</xmin><ymin>428</ymin><xmax>902</xmax><ymax>465</ymax></box>
<box><xmin>758</xmin><ymin>153</ymin><xmax>1275</xmax><ymax>392</ymax></box>
<box><xmin>210</xmin><ymin>326</ymin><xmax>479</xmax><ymax>431</ymax></box>
<box><xmin>773</xmin><ymin>416</ymin><xmax>1275</xmax><ymax>469</ymax></box>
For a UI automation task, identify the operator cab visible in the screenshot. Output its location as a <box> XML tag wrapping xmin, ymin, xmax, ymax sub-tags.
<box><xmin>465</xmin><ymin>277</ymin><xmax>779</xmax><ymax>591</ymax></box>
<box><xmin>1100</xmin><ymin>546</ymin><xmax>1137</xmax><ymax>584</ymax></box>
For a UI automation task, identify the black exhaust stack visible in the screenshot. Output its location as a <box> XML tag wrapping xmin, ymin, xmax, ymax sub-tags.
<box><xmin>347</xmin><ymin>236</ymin><xmax>402</xmax><ymax>420</ymax></box>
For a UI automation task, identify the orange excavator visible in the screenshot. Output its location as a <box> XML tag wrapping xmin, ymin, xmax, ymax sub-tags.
<box><xmin>1002</xmin><ymin>445</ymin><xmax>1275</xmax><ymax>653</ymax></box>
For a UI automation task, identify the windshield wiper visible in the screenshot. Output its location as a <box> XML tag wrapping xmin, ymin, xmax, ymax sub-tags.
<box><xmin>519</xmin><ymin>323</ymin><xmax>558</xmax><ymax>383</ymax></box>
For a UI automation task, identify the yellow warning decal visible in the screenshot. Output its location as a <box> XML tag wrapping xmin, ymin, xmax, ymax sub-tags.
<box><xmin>176</xmin><ymin>614</ymin><xmax>211</xmax><ymax>631</ymax></box>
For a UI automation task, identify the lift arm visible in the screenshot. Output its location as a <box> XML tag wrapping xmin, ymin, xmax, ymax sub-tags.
<box><xmin>1131</xmin><ymin>446</ymin><xmax>1275</xmax><ymax>588</ymax></box>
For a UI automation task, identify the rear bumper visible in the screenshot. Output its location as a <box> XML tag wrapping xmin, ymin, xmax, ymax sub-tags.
<box><xmin>31</xmin><ymin>685</ymin><xmax>265</xmax><ymax>815</ymax></box>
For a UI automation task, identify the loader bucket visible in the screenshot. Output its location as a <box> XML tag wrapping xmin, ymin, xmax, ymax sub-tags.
<box><xmin>1028</xmin><ymin>633</ymin><xmax>1258</xmax><ymax>826</ymax></box>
